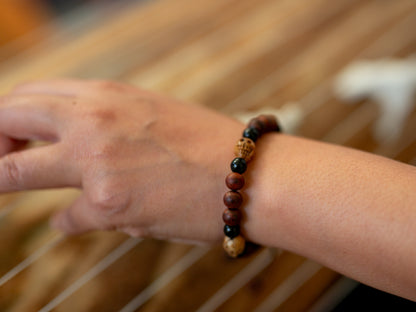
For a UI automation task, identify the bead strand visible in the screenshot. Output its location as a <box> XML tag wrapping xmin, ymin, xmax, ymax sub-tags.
<box><xmin>222</xmin><ymin>114</ymin><xmax>281</xmax><ymax>258</ymax></box>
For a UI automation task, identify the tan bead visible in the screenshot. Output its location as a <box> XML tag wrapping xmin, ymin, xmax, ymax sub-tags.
<box><xmin>223</xmin><ymin>235</ymin><xmax>245</xmax><ymax>258</ymax></box>
<box><xmin>234</xmin><ymin>138</ymin><xmax>255</xmax><ymax>161</ymax></box>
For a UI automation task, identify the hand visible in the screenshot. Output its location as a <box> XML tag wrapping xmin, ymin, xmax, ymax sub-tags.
<box><xmin>0</xmin><ymin>79</ymin><xmax>243</xmax><ymax>243</ymax></box>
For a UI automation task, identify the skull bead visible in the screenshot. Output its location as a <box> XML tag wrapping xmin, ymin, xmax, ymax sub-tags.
<box><xmin>234</xmin><ymin>138</ymin><xmax>255</xmax><ymax>161</ymax></box>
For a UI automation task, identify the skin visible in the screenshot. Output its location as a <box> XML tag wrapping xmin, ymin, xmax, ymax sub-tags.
<box><xmin>0</xmin><ymin>79</ymin><xmax>415</xmax><ymax>300</ymax></box>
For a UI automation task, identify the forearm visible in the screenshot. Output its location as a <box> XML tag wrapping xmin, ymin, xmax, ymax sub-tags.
<box><xmin>244</xmin><ymin>134</ymin><xmax>416</xmax><ymax>300</ymax></box>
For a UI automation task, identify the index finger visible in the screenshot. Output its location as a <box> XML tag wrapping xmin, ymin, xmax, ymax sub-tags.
<box><xmin>0</xmin><ymin>93</ymin><xmax>67</xmax><ymax>141</ymax></box>
<box><xmin>0</xmin><ymin>144</ymin><xmax>80</xmax><ymax>192</ymax></box>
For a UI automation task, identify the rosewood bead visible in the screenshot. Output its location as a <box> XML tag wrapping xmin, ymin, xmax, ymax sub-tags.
<box><xmin>223</xmin><ymin>235</ymin><xmax>245</xmax><ymax>258</ymax></box>
<box><xmin>224</xmin><ymin>224</ymin><xmax>240</xmax><ymax>238</ymax></box>
<box><xmin>223</xmin><ymin>208</ymin><xmax>242</xmax><ymax>226</ymax></box>
<box><xmin>225</xmin><ymin>172</ymin><xmax>245</xmax><ymax>190</ymax></box>
<box><xmin>257</xmin><ymin>114</ymin><xmax>280</xmax><ymax>132</ymax></box>
<box><xmin>248</xmin><ymin>118</ymin><xmax>265</xmax><ymax>134</ymax></box>
<box><xmin>230</xmin><ymin>158</ymin><xmax>247</xmax><ymax>174</ymax></box>
<box><xmin>223</xmin><ymin>191</ymin><xmax>242</xmax><ymax>209</ymax></box>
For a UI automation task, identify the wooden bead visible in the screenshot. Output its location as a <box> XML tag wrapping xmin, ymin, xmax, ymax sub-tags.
<box><xmin>222</xmin><ymin>208</ymin><xmax>242</xmax><ymax>226</ymax></box>
<box><xmin>234</xmin><ymin>138</ymin><xmax>255</xmax><ymax>161</ymax></box>
<box><xmin>257</xmin><ymin>114</ymin><xmax>280</xmax><ymax>132</ymax></box>
<box><xmin>223</xmin><ymin>191</ymin><xmax>242</xmax><ymax>209</ymax></box>
<box><xmin>223</xmin><ymin>235</ymin><xmax>245</xmax><ymax>258</ymax></box>
<box><xmin>225</xmin><ymin>172</ymin><xmax>245</xmax><ymax>191</ymax></box>
<box><xmin>248</xmin><ymin>118</ymin><xmax>264</xmax><ymax>133</ymax></box>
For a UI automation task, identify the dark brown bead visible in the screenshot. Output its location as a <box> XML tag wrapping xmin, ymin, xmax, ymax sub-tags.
<box><xmin>223</xmin><ymin>208</ymin><xmax>242</xmax><ymax>226</ymax></box>
<box><xmin>225</xmin><ymin>172</ymin><xmax>245</xmax><ymax>190</ymax></box>
<box><xmin>223</xmin><ymin>191</ymin><xmax>242</xmax><ymax>209</ymax></box>
<box><xmin>257</xmin><ymin>114</ymin><xmax>280</xmax><ymax>132</ymax></box>
<box><xmin>248</xmin><ymin>118</ymin><xmax>264</xmax><ymax>133</ymax></box>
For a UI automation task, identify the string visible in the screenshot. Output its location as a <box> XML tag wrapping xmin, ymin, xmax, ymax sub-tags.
<box><xmin>254</xmin><ymin>260</ymin><xmax>322</xmax><ymax>312</ymax></box>
<box><xmin>119</xmin><ymin>246</ymin><xmax>209</xmax><ymax>312</ymax></box>
<box><xmin>38</xmin><ymin>237</ymin><xmax>142</xmax><ymax>312</ymax></box>
<box><xmin>0</xmin><ymin>198</ymin><xmax>23</xmax><ymax>221</ymax></box>
<box><xmin>308</xmin><ymin>277</ymin><xmax>359</xmax><ymax>312</ymax></box>
<box><xmin>196</xmin><ymin>249</ymin><xmax>278</xmax><ymax>312</ymax></box>
<box><xmin>0</xmin><ymin>233</ymin><xmax>66</xmax><ymax>287</ymax></box>
<box><xmin>373</xmin><ymin>115</ymin><xmax>416</xmax><ymax>157</ymax></box>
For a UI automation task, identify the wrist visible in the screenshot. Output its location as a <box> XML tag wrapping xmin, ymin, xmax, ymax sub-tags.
<box><xmin>242</xmin><ymin>132</ymin><xmax>288</xmax><ymax>248</ymax></box>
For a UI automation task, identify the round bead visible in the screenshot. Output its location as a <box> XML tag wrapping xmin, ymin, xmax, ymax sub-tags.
<box><xmin>230</xmin><ymin>158</ymin><xmax>247</xmax><ymax>174</ymax></box>
<box><xmin>224</xmin><ymin>224</ymin><xmax>240</xmax><ymax>238</ymax></box>
<box><xmin>222</xmin><ymin>208</ymin><xmax>242</xmax><ymax>226</ymax></box>
<box><xmin>248</xmin><ymin>118</ymin><xmax>265</xmax><ymax>134</ymax></box>
<box><xmin>257</xmin><ymin>114</ymin><xmax>280</xmax><ymax>132</ymax></box>
<box><xmin>223</xmin><ymin>235</ymin><xmax>245</xmax><ymax>258</ymax></box>
<box><xmin>223</xmin><ymin>191</ymin><xmax>243</xmax><ymax>209</ymax></box>
<box><xmin>225</xmin><ymin>172</ymin><xmax>245</xmax><ymax>190</ymax></box>
<box><xmin>243</xmin><ymin>127</ymin><xmax>260</xmax><ymax>142</ymax></box>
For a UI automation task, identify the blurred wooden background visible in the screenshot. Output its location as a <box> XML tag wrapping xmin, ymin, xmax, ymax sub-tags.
<box><xmin>0</xmin><ymin>0</ymin><xmax>415</xmax><ymax>311</ymax></box>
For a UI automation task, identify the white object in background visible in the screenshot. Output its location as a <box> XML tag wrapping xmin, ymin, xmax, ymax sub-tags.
<box><xmin>233</xmin><ymin>101</ymin><xmax>304</xmax><ymax>134</ymax></box>
<box><xmin>334</xmin><ymin>57</ymin><xmax>416</xmax><ymax>143</ymax></box>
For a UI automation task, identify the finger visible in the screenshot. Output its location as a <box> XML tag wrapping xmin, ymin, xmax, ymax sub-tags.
<box><xmin>50</xmin><ymin>195</ymin><xmax>102</xmax><ymax>235</ymax></box>
<box><xmin>11</xmin><ymin>79</ymin><xmax>89</xmax><ymax>96</ymax></box>
<box><xmin>0</xmin><ymin>94</ymin><xmax>68</xmax><ymax>141</ymax></box>
<box><xmin>0</xmin><ymin>135</ymin><xmax>27</xmax><ymax>156</ymax></box>
<box><xmin>0</xmin><ymin>144</ymin><xmax>80</xmax><ymax>192</ymax></box>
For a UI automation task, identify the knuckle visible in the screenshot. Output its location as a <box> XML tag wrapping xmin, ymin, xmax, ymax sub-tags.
<box><xmin>90</xmin><ymin>181</ymin><xmax>129</xmax><ymax>216</ymax></box>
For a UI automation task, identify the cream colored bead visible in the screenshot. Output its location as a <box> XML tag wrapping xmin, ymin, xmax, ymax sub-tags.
<box><xmin>223</xmin><ymin>235</ymin><xmax>245</xmax><ymax>258</ymax></box>
<box><xmin>234</xmin><ymin>138</ymin><xmax>255</xmax><ymax>161</ymax></box>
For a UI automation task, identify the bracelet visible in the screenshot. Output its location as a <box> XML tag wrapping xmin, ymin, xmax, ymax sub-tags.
<box><xmin>222</xmin><ymin>115</ymin><xmax>281</xmax><ymax>258</ymax></box>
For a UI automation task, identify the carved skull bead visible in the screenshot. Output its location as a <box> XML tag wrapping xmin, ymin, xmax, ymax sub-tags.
<box><xmin>234</xmin><ymin>138</ymin><xmax>255</xmax><ymax>161</ymax></box>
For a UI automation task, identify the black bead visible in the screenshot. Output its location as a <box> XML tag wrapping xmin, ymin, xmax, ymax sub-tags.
<box><xmin>243</xmin><ymin>127</ymin><xmax>260</xmax><ymax>142</ymax></box>
<box><xmin>230</xmin><ymin>158</ymin><xmax>247</xmax><ymax>174</ymax></box>
<box><xmin>224</xmin><ymin>224</ymin><xmax>240</xmax><ymax>238</ymax></box>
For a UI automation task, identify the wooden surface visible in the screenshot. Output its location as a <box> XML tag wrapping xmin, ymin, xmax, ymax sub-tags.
<box><xmin>0</xmin><ymin>0</ymin><xmax>415</xmax><ymax>311</ymax></box>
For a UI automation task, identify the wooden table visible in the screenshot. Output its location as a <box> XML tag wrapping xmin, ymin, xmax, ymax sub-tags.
<box><xmin>0</xmin><ymin>0</ymin><xmax>415</xmax><ymax>311</ymax></box>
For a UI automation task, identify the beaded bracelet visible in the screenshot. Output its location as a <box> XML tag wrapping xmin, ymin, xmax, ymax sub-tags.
<box><xmin>222</xmin><ymin>115</ymin><xmax>281</xmax><ymax>258</ymax></box>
